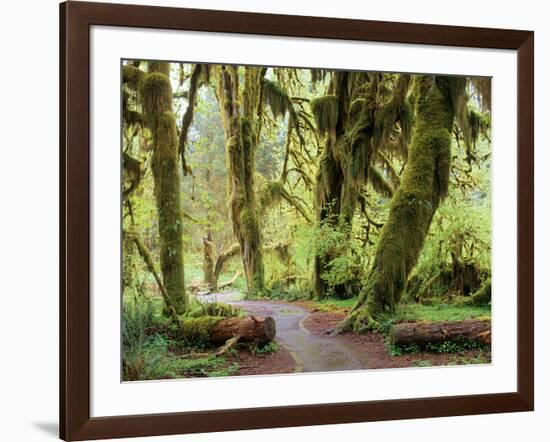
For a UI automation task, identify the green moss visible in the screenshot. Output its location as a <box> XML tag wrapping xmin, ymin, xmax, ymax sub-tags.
<box><xmin>180</xmin><ymin>316</ymin><xmax>224</xmax><ymax>344</ymax></box>
<box><xmin>148</xmin><ymin>61</ymin><xmax>170</xmax><ymax>76</ymax></box>
<box><xmin>140</xmin><ymin>67</ymin><xmax>188</xmax><ymax>315</ymax></box>
<box><xmin>263</xmin><ymin>79</ymin><xmax>292</xmax><ymax>119</ymax></box>
<box><xmin>461</xmin><ymin>279</ymin><xmax>491</xmax><ymax>306</ymax></box>
<box><xmin>140</xmin><ymin>72</ymin><xmax>174</xmax><ymax>134</ymax></box>
<box><xmin>373</xmin><ymin>74</ymin><xmax>413</xmax><ymax>151</ymax></box>
<box><xmin>310</xmin><ymin>95</ymin><xmax>339</xmax><ymax>137</ymax></box>
<box><xmin>122</xmin><ymin>65</ymin><xmax>145</xmax><ymax>90</ymax></box>
<box><xmin>187</xmin><ymin>303</ymin><xmax>242</xmax><ymax>318</ymax></box>
<box><xmin>217</xmin><ymin>67</ymin><xmax>265</xmax><ymax>296</ymax></box>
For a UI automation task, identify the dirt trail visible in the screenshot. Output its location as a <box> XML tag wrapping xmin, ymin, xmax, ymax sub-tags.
<box><xmin>197</xmin><ymin>292</ymin><xmax>368</xmax><ymax>373</ymax></box>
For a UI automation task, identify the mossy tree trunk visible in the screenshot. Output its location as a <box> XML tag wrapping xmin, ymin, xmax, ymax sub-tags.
<box><xmin>140</xmin><ymin>62</ymin><xmax>189</xmax><ymax>314</ymax></box>
<box><xmin>203</xmin><ymin>230</ymin><xmax>215</xmax><ymax>289</ymax></box>
<box><xmin>340</xmin><ymin>75</ymin><xmax>463</xmax><ymax>332</ymax></box>
<box><xmin>216</xmin><ymin>65</ymin><xmax>265</xmax><ymax>295</ymax></box>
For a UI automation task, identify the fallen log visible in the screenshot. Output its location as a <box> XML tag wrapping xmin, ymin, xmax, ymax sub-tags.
<box><xmin>390</xmin><ymin>319</ymin><xmax>491</xmax><ymax>347</ymax></box>
<box><xmin>181</xmin><ymin>315</ymin><xmax>276</xmax><ymax>345</ymax></box>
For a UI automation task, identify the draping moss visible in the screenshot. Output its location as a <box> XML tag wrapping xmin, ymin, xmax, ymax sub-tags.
<box><xmin>122</xmin><ymin>65</ymin><xmax>145</xmax><ymax>91</ymax></box>
<box><xmin>263</xmin><ymin>79</ymin><xmax>292</xmax><ymax>119</ymax></box>
<box><xmin>310</xmin><ymin>95</ymin><xmax>339</xmax><ymax>138</ymax></box>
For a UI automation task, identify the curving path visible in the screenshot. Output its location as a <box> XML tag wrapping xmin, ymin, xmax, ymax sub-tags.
<box><xmin>197</xmin><ymin>292</ymin><xmax>368</xmax><ymax>373</ymax></box>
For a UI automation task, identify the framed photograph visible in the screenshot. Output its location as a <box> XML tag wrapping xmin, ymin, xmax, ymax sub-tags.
<box><xmin>60</xmin><ymin>1</ymin><xmax>534</xmax><ymax>440</ymax></box>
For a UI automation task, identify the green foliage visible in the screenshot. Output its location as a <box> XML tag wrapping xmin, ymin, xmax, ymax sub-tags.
<box><xmin>388</xmin><ymin>342</ymin><xmax>420</xmax><ymax>356</ymax></box>
<box><xmin>186</xmin><ymin>302</ymin><xmax>243</xmax><ymax>318</ymax></box>
<box><xmin>395</xmin><ymin>302</ymin><xmax>490</xmax><ymax>323</ymax></box>
<box><xmin>312</xmin><ymin>215</ymin><xmax>364</xmax><ymax>297</ymax></box>
<box><xmin>387</xmin><ymin>337</ymin><xmax>489</xmax><ymax>357</ymax></box>
<box><xmin>122</xmin><ymin>301</ymin><xmax>173</xmax><ymax>381</ymax></box>
<box><xmin>425</xmin><ymin>340</ymin><xmax>489</xmax><ymax>353</ymax></box>
<box><xmin>249</xmin><ymin>341</ymin><xmax>279</xmax><ymax>356</ymax></box>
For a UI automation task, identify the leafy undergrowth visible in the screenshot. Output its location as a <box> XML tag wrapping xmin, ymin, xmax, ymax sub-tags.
<box><xmin>387</xmin><ymin>339</ymin><xmax>490</xmax><ymax>357</ymax></box>
<box><xmin>122</xmin><ymin>297</ymin><xmax>286</xmax><ymax>381</ymax></box>
<box><xmin>395</xmin><ymin>303</ymin><xmax>490</xmax><ymax>323</ymax></box>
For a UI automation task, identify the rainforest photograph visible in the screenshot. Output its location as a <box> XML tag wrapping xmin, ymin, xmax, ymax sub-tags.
<box><xmin>121</xmin><ymin>60</ymin><xmax>492</xmax><ymax>381</ymax></box>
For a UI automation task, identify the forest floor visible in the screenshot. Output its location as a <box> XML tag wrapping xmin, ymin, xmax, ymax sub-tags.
<box><xmin>194</xmin><ymin>292</ymin><xmax>491</xmax><ymax>375</ymax></box>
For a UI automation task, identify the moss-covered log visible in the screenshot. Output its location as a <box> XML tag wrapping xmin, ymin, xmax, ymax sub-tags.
<box><xmin>340</xmin><ymin>75</ymin><xmax>465</xmax><ymax>332</ymax></box>
<box><xmin>140</xmin><ymin>62</ymin><xmax>188</xmax><ymax>313</ymax></box>
<box><xmin>390</xmin><ymin>319</ymin><xmax>491</xmax><ymax>347</ymax></box>
<box><xmin>181</xmin><ymin>316</ymin><xmax>276</xmax><ymax>345</ymax></box>
<box><xmin>216</xmin><ymin>65</ymin><xmax>265</xmax><ymax>294</ymax></box>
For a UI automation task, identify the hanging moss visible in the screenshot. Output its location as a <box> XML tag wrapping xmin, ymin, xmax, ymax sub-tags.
<box><xmin>257</xmin><ymin>175</ymin><xmax>284</xmax><ymax>209</ymax></box>
<box><xmin>122</xmin><ymin>65</ymin><xmax>145</xmax><ymax>90</ymax></box>
<box><xmin>310</xmin><ymin>95</ymin><xmax>339</xmax><ymax>138</ymax></box>
<box><xmin>140</xmin><ymin>72</ymin><xmax>173</xmax><ymax>134</ymax></box>
<box><xmin>471</xmin><ymin>77</ymin><xmax>492</xmax><ymax>111</ymax></box>
<box><xmin>373</xmin><ymin>74</ymin><xmax>412</xmax><ymax>152</ymax></box>
<box><xmin>148</xmin><ymin>61</ymin><xmax>170</xmax><ymax>76</ymax></box>
<box><xmin>339</xmin><ymin>75</ymin><xmax>462</xmax><ymax>333</ymax></box>
<box><xmin>310</xmin><ymin>69</ymin><xmax>329</xmax><ymax>84</ymax></box>
<box><xmin>368</xmin><ymin>165</ymin><xmax>394</xmax><ymax>198</ymax></box>
<box><xmin>263</xmin><ymin>79</ymin><xmax>292</xmax><ymax>119</ymax></box>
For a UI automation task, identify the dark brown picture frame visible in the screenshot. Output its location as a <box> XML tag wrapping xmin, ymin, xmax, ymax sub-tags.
<box><xmin>60</xmin><ymin>1</ymin><xmax>534</xmax><ymax>440</ymax></box>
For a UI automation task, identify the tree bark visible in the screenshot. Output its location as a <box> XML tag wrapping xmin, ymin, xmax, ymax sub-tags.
<box><xmin>391</xmin><ymin>319</ymin><xmax>491</xmax><ymax>347</ymax></box>
<box><xmin>340</xmin><ymin>75</ymin><xmax>464</xmax><ymax>332</ymax></box>
<box><xmin>202</xmin><ymin>230</ymin><xmax>215</xmax><ymax>289</ymax></box>
<box><xmin>181</xmin><ymin>316</ymin><xmax>276</xmax><ymax>344</ymax></box>
<box><xmin>216</xmin><ymin>65</ymin><xmax>265</xmax><ymax>295</ymax></box>
<box><xmin>140</xmin><ymin>62</ymin><xmax>188</xmax><ymax>313</ymax></box>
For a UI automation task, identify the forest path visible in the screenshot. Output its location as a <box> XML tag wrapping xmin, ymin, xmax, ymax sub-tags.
<box><xmin>197</xmin><ymin>291</ymin><xmax>368</xmax><ymax>373</ymax></box>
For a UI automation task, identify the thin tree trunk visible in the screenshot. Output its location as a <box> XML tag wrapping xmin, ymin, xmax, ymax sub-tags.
<box><xmin>339</xmin><ymin>75</ymin><xmax>463</xmax><ymax>333</ymax></box>
<box><xmin>140</xmin><ymin>62</ymin><xmax>188</xmax><ymax>313</ymax></box>
<box><xmin>203</xmin><ymin>230</ymin><xmax>215</xmax><ymax>289</ymax></box>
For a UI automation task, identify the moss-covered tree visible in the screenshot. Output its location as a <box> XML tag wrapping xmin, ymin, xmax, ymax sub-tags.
<box><xmin>337</xmin><ymin>75</ymin><xmax>466</xmax><ymax>332</ymax></box>
<box><xmin>140</xmin><ymin>62</ymin><xmax>189</xmax><ymax>313</ymax></box>
<box><xmin>216</xmin><ymin>65</ymin><xmax>266</xmax><ymax>294</ymax></box>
